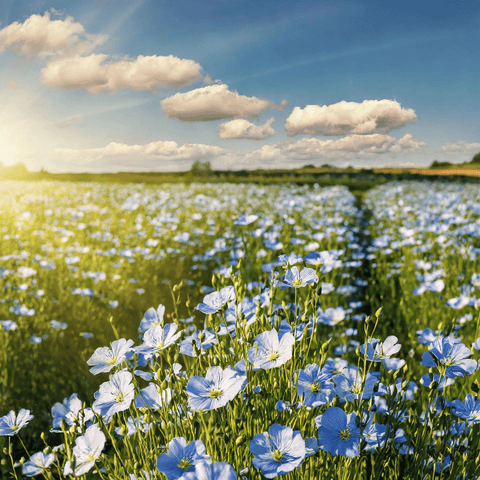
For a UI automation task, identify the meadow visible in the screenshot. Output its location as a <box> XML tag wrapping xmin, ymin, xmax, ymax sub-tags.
<box><xmin>1</xmin><ymin>179</ymin><xmax>480</xmax><ymax>479</ymax></box>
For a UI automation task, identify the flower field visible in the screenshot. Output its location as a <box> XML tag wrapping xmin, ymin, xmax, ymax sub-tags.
<box><xmin>1</xmin><ymin>179</ymin><xmax>480</xmax><ymax>479</ymax></box>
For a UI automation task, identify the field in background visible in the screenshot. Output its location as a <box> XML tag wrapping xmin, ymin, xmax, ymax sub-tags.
<box><xmin>1</xmin><ymin>178</ymin><xmax>480</xmax><ymax>478</ymax></box>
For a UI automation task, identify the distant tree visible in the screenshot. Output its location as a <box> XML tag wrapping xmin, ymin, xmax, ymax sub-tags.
<box><xmin>191</xmin><ymin>160</ymin><xmax>212</xmax><ymax>177</ymax></box>
<box><xmin>470</xmin><ymin>152</ymin><xmax>480</xmax><ymax>164</ymax></box>
<box><xmin>39</xmin><ymin>167</ymin><xmax>49</xmax><ymax>179</ymax></box>
<box><xmin>5</xmin><ymin>162</ymin><xmax>28</xmax><ymax>178</ymax></box>
<box><xmin>430</xmin><ymin>160</ymin><xmax>452</xmax><ymax>168</ymax></box>
<box><xmin>301</xmin><ymin>164</ymin><xmax>316</xmax><ymax>169</ymax></box>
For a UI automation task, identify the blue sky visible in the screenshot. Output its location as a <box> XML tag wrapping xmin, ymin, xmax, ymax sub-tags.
<box><xmin>0</xmin><ymin>0</ymin><xmax>479</xmax><ymax>172</ymax></box>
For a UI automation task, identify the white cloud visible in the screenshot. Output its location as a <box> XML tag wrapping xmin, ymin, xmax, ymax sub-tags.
<box><xmin>218</xmin><ymin>117</ymin><xmax>275</xmax><ymax>140</ymax></box>
<box><xmin>5</xmin><ymin>80</ymin><xmax>22</xmax><ymax>89</ymax></box>
<box><xmin>49</xmin><ymin>8</ymin><xmax>64</xmax><ymax>17</ymax></box>
<box><xmin>55</xmin><ymin>142</ymin><xmax>145</xmax><ymax>165</ymax></box>
<box><xmin>281</xmin><ymin>134</ymin><xmax>396</xmax><ymax>159</ymax></box>
<box><xmin>56</xmin><ymin>115</ymin><xmax>83</xmax><ymax>128</ymax></box>
<box><xmin>53</xmin><ymin>132</ymin><xmax>427</xmax><ymax>170</ymax></box>
<box><xmin>257</xmin><ymin>145</ymin><xmax>280</xmax><ymax>158</ymax></box>
<box><xmin>278</xmin><ymin>133</ymin><xmax>427</xmax><ymax>160</ymax></box>
<box><xmin>144</xmin><ymin>141</ymin><xmax>227</xmax><ymax>157</ymax></box>
<box><xmin>0</xmin><ymin>11</ymin><xmax>106</xmax><ymax>58</ymax></box>
<box><xmin>203</xmin><ymin>74</ymin><xmax>222</xmax><ymax>85</ymax></box>
<box><xmin>42</xmin><ymin>54</ymin><xmax>108</xmax><ymax>92</ymax></box>
<box><xmin>440</xmin><ymin>141</ymin><xmax>480</xmax><ymax>155</ymax></box>
<box><xmin>55</xmin><ymin>140</ymin><xmax>228</xmax><ymax>165</ymax></box>
<box><xmin>285</xmin><ymin>99</ymin><xmax>417</xmax><ymax>136</ymax></box>
<box><xmin>389</xmin><ymin>134</ymin><xmax>428</xmax><ymax>154</ymax></box>
<box><xmin>160</xmin><ymin>84</ymin><xmax>288</xmax><ymax>121</ymax></box>
<box><xmin>42</xmin><ymin>54</ymin><xmax>204</xmax><ymax>94</ymax></box>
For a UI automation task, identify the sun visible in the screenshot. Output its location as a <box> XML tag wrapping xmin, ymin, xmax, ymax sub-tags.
<box><xmin>0</xmin><ymin>144</ymin><xmax>16</xmax><ymax>176</ymax></box>
<box><xmin>0</xmin><ymin>126</ymin><xmax>22</xmax><ymax>164</ymax></box>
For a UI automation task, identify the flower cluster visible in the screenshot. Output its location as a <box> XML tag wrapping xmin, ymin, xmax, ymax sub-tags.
<box><xmin>2</xmin><ymin>180</ymin><xmax>480</xmax><ymax>479</ymax></box>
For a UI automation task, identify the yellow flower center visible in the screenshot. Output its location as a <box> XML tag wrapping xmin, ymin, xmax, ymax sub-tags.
<box><xmin>209</xmin><ymin>389</ymin><xmax>223</xmax><ymax>399</ymax></box>
<box><xmin>351</xmin><ymin>384</ymin><xmax>362</xmax><ymax>394</ymax></box>
<box><xmin>292</xmin><ymin>279</ymin><xmax>303</xmax><ymax>287</ymax></box>
<box><xmin>178</xmin><ymin>458</ymin><xmax>191</xmax><ymax>470</ymax></box>
<box><xmin>339</xmin><ymin>428</ymin><xmax>351</xmax><ymax>441</ymax></box>
<box><xmin>310</xmin><ymin>382</ymin><xmax>320</xmax><ymax>393</ymax></box>
<box><xmin>443</xmin><ymin>356</ymin><xmax>454</xmax><ymax>367</ymax></box>
<box><xmin>272</xmin><ymin>449</ymin><xmax>283</xmax><ymax>462</ymax></box>
<box><xmin>268</xmin><ymin>351</ymin><xmax>280</xmax><ymax>361</ymax></box>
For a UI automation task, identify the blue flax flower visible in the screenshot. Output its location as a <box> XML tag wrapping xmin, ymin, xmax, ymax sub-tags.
<box><xmin>0</xmin><ymin>320</ymin><xmax>18</xmax><ymax>331</ymax></box>
<box><xmin>139</xmin><ymin>304</ymin><xmax>166</xmax><ymax>332</ymax></box>
<box><xmin>156</xmin><ymin>437</ymin><xmax>211</xmax><ymax>480</ymax></box>
<box><xmin>316</xmin><ymin>407</ymin><xmax>361</xmax><ymax>458</ymax></box>
<box><xmin>305</xmin><ymin>250</ymin><xmax>343</xmax><ymax>273</ymax></box>
<box><xmin>333</xmin><ymin>366</ymin><xmax>380</xmax><ymax>401</ymax></box>
<box><xmin>186</xmin><ymin>366</ymin><xmax>246</xmax><ymax>411</ymax></box>
<box><xmin>275</xmin><ymin>267</ymin><xmax>318</xmax><ymax>289</ymax></box>
<box><xmin>72</xmin><ymin>424</ymin><xmax>106</xmax><ymax>476</ymax></box>
<box><xmin>134</xmin><ymin>323</ymin><xmax>182</xmax><ymax>361</ymax></box>
<box><xmin>234</xmin><ymin>214</ymin><xmax>258</xmax><ymax>226</ymax></box>
<box><xmin>87</xmin><ymin>338</ymin><xmax>134</xmax><ymax>375</ymax></box>
<box><xmin>22</xmin><ymin>452</ymin><xmax>56</xmax><ymax>477</ymax></box>
<box><xmin>180</xmin><ymin>462</ymin><xmax>237</xmax><ymax>480</ymax></box>
<box><xmin>249</xmin><ymin>424</ymin><xmax>306</xmax><ymax>478</ymax></box>
<box><xmin>0</xmin><ymin>409</ymin><xmax>34</xmax><ymax>436</ymax></box>
<box><xmin>452</xmin><ymin>394</ymin><xmax>480</xmax><ymax>423</ymax></box>
<box><xmin>421</xmin><ymin>337</ymin><xmax>477</xmax><ymax>378</ymax></box>
<box><xmin>359</xmin><ymin>336</ymin><xmax>401</xmax><ymax>362</ymax></box>
<box><xmin>305</xmin><ymin>438</ymin><xmax>318</xmax><ymax>457</ymax></box>
<box><xmin>51</xmin><ymin>393</ymin><xmax>94</xmax><ymax>432</ymax></box>
<box><xmin>417</xmin><ymin>329</ymin><xmax>460</xmax><ymax>346</ymax></box>
<box><xmin>92</xmin><ymin>370</ymin><xmax>135</xmax><ymax>423</ymax></box>
<box><xmin>278</xmin><ymin>253</ymin><xmax>303</xmax><ymax>269</ymax></box>
<box><xmin>296</xmin><ymin>363</ymin><xmax>335</xmax><ymax>407</ymax></box>
<box><xmin>420</xmin><ymin>373</ymin><xmax>455</xmax><ymax>391</ymax></box>
<box><xmin>179</xmin><ymin>330</ymin><xmax>216</xmax><ymax>357</ymax></box>
<box><xmin>317</xmin><ymin>307</ymin><xmax>346</xmax><ymax>326</ymax></box>
<box><xmin>247</xmin><ymin>329</ymin><xmax>295</xmax><ymax>371</ymax></box>
<box><xmin>362</xmin><ymin>414</ymin><xmax>386</xmax><ymax>452</ymax></box>
<box><xmin>196</xmin><ymin>286</ymin><xmax>235</xmax><ymax>314</ymax></box>
<box><xmin>323</xmin><ymin>357</ymin><xmax>349</xmax><ymax>375</ymax></box>
<box><xmin>136</xmin><ymin>383</ymin><xmax>172</xmax><ymax>410</ymax></box>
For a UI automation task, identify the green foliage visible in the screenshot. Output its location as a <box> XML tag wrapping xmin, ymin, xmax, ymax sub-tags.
<box><xmin>0</xmin><ymin>162</ymin><xmax>30</xmax><ymax>179</ymax></box>
<box><xmin>429</xmin><ymin>160</ymin><xmax>452</xmax><ymax>168</ymax></box>
<box><xmin>470</xmin><ymin>152</ymin><xmax>480</xmax><ymax>164</ymax></box>
<box><xmin>191</xmin><ymin>160</ymin><xmax>212</xmax><ymax>177</ymax></box>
